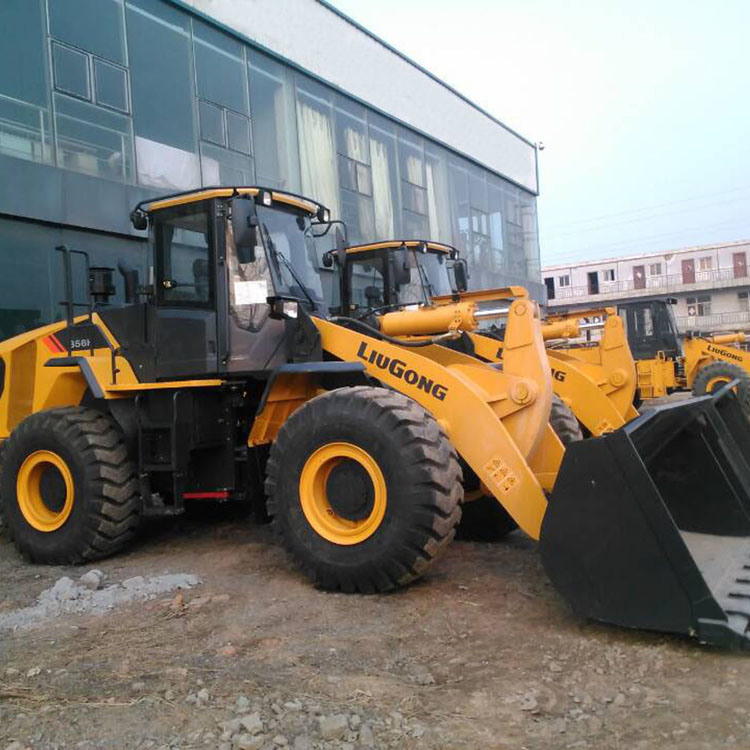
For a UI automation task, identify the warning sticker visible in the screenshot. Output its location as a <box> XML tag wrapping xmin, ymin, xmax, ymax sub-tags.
<box><xmin>234</xmin><ymin>280</ymin><xmax>268</xmax><ymax>305</ymax></box>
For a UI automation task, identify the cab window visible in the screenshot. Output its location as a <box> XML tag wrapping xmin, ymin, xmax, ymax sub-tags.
<box><xmin>155</xmin><ymin>202</ymin><xmax>213</xmax><ymax>307</ymax></box>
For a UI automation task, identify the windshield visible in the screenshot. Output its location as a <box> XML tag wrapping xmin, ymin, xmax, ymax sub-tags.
<box><xmin>416</xmin><ymin>252</ymin><xmax>453</xmax><ymax>298</ymax></box>
<box><xmin>256</xmin><ymin>205</ymin><xmax>324</xmax><ymax>306</ymax></box>
<box><xmin>347</xmin><ymin>249</ymin><xmax>453</xmax><ymax>314</ymax></box>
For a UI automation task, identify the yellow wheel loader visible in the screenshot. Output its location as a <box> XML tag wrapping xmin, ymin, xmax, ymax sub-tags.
<box><xmin>2</xmin><ymin>190</ymin><xmax>750</xmax><ymax>648</ymax></box>
<box><xmin>617</xmin><ymin>298</ymin><xmax>750</xmax><ymax>410</ymax></box>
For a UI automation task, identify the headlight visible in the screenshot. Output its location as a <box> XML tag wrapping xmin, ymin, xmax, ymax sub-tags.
<box><xmin>282</xmin><ymin>300</ymin><xmax>299</xmax><ymax>319</ymax></box>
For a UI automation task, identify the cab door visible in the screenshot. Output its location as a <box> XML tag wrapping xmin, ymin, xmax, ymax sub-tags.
<box><xmin>150</xmin><ymin>199</ymin><xmax>219</xmax><ymax>379</ymax></box>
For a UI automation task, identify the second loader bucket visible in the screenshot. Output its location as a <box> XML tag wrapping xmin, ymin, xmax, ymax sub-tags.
<box><xmin>540</xmin><ymin>387</ymin><xmax>750</xmax><ymax>648</ymax></box>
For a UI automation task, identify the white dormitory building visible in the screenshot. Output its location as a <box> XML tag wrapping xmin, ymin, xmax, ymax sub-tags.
<box><xmin>542</xmin><ymin>239</ymin><xmax>750</xmax><ymax>337</ymax></box>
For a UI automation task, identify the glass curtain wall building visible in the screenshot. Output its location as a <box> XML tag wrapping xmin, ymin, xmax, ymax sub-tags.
<box><xmin>0</xmin><ymin>0</ymin><xmax>542</xmax><ymax>342</ymax></box>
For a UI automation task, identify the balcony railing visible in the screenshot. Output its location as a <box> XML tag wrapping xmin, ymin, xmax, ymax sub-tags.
<box><xmin>676</xmin><ymin>310</ymin><xmax>750</xmax><ymax>331</ymax></box>
<box><xmin>552</xmin><ymin>266</ymin><xmax>749</xmax><ymax>300</ymax></box>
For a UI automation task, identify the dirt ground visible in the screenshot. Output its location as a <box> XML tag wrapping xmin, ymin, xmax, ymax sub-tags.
<box><xmin>1</xmin><ymin>496</ymin><xmax>749</xmax><ymax>750</ymax></box>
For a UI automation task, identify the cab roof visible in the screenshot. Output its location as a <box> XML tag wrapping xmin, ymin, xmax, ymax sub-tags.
<box><xmin>132</xmin><ymin>186</ymin><xmax>328</xmax><ymax>219</ymax></box>
<box><xmin>345</xmin><ymin>240</ymin><xmax>458</xmax><ymax>257</ymax></box>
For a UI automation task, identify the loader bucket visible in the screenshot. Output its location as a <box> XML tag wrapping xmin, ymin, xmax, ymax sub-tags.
<box><xmin>540</xmin><ymin>386</ymin><xmax>750</xmax><ymax>648</ymax></box>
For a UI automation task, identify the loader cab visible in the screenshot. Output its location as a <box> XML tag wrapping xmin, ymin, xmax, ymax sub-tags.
<box><xmin>617</xmin><ymin>299</ymin><xmax>681</xmax><ymax>360</ymax></box>
<box><xmin>102</xmin><ymin>187</ymin><xmax>329</xmax><ymax>381</ymax></box>
<box><xmin>333</xmin><ymin>241</ymin><xmax>457</xmax><ymax>318</ymax></box>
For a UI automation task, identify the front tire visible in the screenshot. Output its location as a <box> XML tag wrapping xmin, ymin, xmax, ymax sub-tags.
<box><xmin>0</xmin><ymin>407</ymin><xmax>140</xmax><ymax>564</ymax></box>
<box><xmin>692</xmin><ymin>361</ymin><xmax>750</xmax><ymax>412</ymax></box>
<box><xmin>265</xmin><ymin>386</ymin><xmax>463</xmax><ymax>593</ymax></box>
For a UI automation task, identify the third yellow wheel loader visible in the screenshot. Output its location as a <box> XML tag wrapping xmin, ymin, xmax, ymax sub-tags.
<box><xmin>3</xmin><ymin>191</ymin><xmax>750</xmax><ymax>648</ymax></box>
<box><xmin>616</xmin><ymin>298</ymin><xmax>750</xmax><ymax>410</ymax></box>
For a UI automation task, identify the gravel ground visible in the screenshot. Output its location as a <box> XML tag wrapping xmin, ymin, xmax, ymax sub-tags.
<box><xmin>1</xmin><ymin>494</ymin><xmax>749</xmax><ymax>750</ymax></box>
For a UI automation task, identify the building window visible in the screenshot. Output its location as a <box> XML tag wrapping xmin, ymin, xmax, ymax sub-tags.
<box><xmin>398</xmin><ymin>129</ymin><xmax>428</xmax><ymax>237</ymax></box>
<box><xmin>739</xmin><ymin>291</ymin><xmax>749</xmax><ymax>312</ymax></box>
<box><xmin>601</xmin><ymin>268</ymin><xmax>615</xmax><ymax>282</ymax></box>
<box><xmin>248</xmin><ymin>50</ymin><xmax>299</xmax><ymax>191</ymax></box>
<box><xmin>295</xmin><ymin>76</ymin><xmax>340</xmax><ymax>218</ymax></box>
<box><xmin>367</xmin><ymin>114</ymin><xmax>399</xmax><ymax>239</ymax></box>
<box><xmin>558</xmin><ymin>275</ymin><xmax>570</xmax><ymax>287</ymax></box>
<box><xmin>687</xmin><ymin>295</ymin><xmax>711</xmax><ymax>316</ymax></box>
<box><xmin>698</xmin><ymin>256</ymin><xmax>713</xmax><ymax>271</ymax></box>
<box><xmin>335</xmin><ymin>98</ymin><xmax>375</xmax><ymax>244</ymax></box>
<box><xmin>127</xmin><ymin>0</ymin><xmax>200</xmax><ymax>190</ymax></box>
<box><xmin>649</xmin><ymin>263</ymin><xmax>662</xmax><ymax>276</ymax></box>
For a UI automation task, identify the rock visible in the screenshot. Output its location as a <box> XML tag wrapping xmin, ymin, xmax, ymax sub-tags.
<box><xmin>318</xmin><ymin>714</ymin><xmax>349</xmax><ymax>741</ymax></box>
<box><xmin>341</xmin><ymin>744</ymin><xmax>354</xmax><ymax>750</ymax></box>
<box><xmin>358</xmin><ymin>724</ymin><xmax>374</xmax><ymax>746</ymax></box>
<box><xmin>196</xmin><ymin>688</ymin><xmax>210</xmax><ymax>704</ymax></box>
<box><xmin>283</xmin><ymin>701</ymin><xmax>302</xmax><ymax>712</ymax></box>
<box><xmin>548</xmin><ymin>660</ymin><xmax>563</xmax><ymax>673</ymax></box>
<box><xmin>164</xmin><ymin>689</ymin><xmax>175</xmax><ymax>701</ymax></box>
<box><xmin>4</xmin><ymin>668</ymin><xmax>19</xmax><ymax>677</ymax></box>
<box><xmin>122</xmin><ymin>576</ymin><xmax>145</xmax><ymax>590</ymax></box>
<box><xmin>410</xmin><ymin>724</ymin><xmax>425</xmax><ymax>738</ymax></box>
<box><xmin>79</xmin><ymin>570</ymin><xmax>105</xmax><ymax>590</ymax></box>
<box><xmin>219</xmin><ymin>744</ymin><xmax>232</xmax><ymax>750</ymax></box>
<box><xmin>131</xmin><ymin>681</ymin><xmax>146</xmax><ymax>692</ymax></box>
<box><xmin>239</xmin><ymin>713</ymin><xmax>264</xmax><ymax>735</ymax></box>
<box><xmin>272</xmin><ymin>736</ymin><xmax>288</xmax><ymax>746</ymax></box>
<box><xmin>519</xmin><ymin>694</ymin><xmax>538</xmax><ymax>711</ymax></box>
<box><xmin>220</xmin><ymin>645</ymin><xmax>237</xmax><ymax>657</ymax></box>
<box><xmin>5</xmin><ymin>742</ymin><xmax>25</xmax><ymax>750</ymax></box>
<box><xmin>223</xmin><ymin>719</ymin><xmax>242</xmax><ymax>734</ymax></box>
<box><xmin>26</xmin><ymin>667</ymin><xmax>41</xmax><ymax>678</ymax></box>
<box><xmin>236</xmin><ymin>695</ymin><xmax>251</xmax><ymax>712</ymax></box>
<box><xmin>212</xmin><ymin>594</ymin><xmax>231</xmax><ymax>604</ymax></box>
<box><xmin>234</xmin><ymin>734</ymin><xmax>265</xmax><ymax>750</ymax></box>
<box><xmin>613</xmin><ymin>693</ymin><xmax>626</xmax><ymax>707</ymax></box>
<box><xmin>349</xmin><ymin>714</ymin><xmax>361</xmax><ymax>729</ymax></box>
<box><xmin>292</xmin><ymin>737</ymin><xmax>311</xmax><ymax>750</ymax></box>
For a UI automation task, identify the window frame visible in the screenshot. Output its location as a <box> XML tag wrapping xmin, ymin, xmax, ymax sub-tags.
<box><xmin>153</xmin><ymin>200</ymin><xmax>217</xmax><ymax>309</ymax></box>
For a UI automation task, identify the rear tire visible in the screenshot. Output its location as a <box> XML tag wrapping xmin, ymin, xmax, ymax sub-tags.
<box><xmin>0</xmin><ymin>407</ymin><xmax>140</xmax><ymax>564</ymax></box>
<box><xmin>456</xmin><ymin>395</ymin><xmax>582</xmax><ymax>542</ymax></box>
<box><xmin>265</xmin><ymin>386</ymin><xmax>463</xmax><ymax>593</ymax></box>
<box><xmin>692</xmin><ymin>361</ymin><xmax>750</xmax><ymax>412</ymax></box>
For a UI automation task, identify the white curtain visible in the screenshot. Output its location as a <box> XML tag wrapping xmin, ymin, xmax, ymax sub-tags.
<box><xmin>404</xmin><ymin>153</ymin><xmax>423</xmax><ymax>185</ymax></box>
<box><xmin>426</xmin><ymin>161</ymin><xmax>439</xmax><ymax>240</ymax></box>
<box><xmin>370</xmin><ymin>137</ymin><xmax>394</xmax><ymax>239</ymax></box>
<box><xmin>344</xmin><ymin>126</ymin><xmax>367</xmax><ymax>163</ymax></box>
<box><xmin>297</xmin><ymin>101</ymin><xmax>339</xmax><ymax>217</ymax></box>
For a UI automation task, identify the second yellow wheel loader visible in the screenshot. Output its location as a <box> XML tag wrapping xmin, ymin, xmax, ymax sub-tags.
<box><xmin>3</xmin><ymin>189</ymin><xmax>750</xmax><ymax>648</ymax></box>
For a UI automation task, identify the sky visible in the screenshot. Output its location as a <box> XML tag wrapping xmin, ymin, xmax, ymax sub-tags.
<box><xmin>327</xmin><ymin>0</ymin><xmax>750</xmax><ymax>268</ymax></box>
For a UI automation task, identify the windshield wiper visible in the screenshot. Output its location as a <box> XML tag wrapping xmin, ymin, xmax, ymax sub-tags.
<box><xmin>416</xmin><ymin>261</ymin><xmax>435</xmax><ymax>300</ymax></box>
<box><xmin>261</xmin><ymin>224</ymin><xmax>316</xmax><ymax>310</ymax></box>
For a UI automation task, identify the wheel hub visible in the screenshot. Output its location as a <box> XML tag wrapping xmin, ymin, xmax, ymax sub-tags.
<box><xmin>299</xmin><ymin>442</ymin><xmax>387</xmax><ymax>545</ymax></box>
<box><xmin>326</xmin><ymin>460</ymin><xmax>375</xmax><ymax>521</ymax></box>
<box><xmin>16</xmin><ymin>450</ymin><xmax>74</xmax><ymax>532</ymax></box>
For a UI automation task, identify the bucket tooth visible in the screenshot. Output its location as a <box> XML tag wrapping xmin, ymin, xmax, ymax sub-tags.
<box><xmin>541</xmin><ymin>389</ymin><xmax>750</xmax><ymax>649</ymax></box>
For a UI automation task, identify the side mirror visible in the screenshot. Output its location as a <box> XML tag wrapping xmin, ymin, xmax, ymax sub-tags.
<box><xmin>454</xmin><ymin>259</ymin><xmax>469</xmax><ymax>293</ymax></box>
<box><xmin>232</xmin><ymin>198</ymin><xmax>259</xmax><ymax>264</ymax></box>
<box><xmin>118</xmin><ymin>261</ymin><xmax>140</xmax><ymax>304</ymax></box>
<box><xmin>391</xmin><ymin>247</ymin><xmax>411</xmax><ymax>286</ymax></box>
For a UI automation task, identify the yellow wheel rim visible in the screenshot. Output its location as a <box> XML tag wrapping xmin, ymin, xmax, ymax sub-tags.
<box><xmin>16</xmin><ymin>450</ymin><xmax>74</xmax><ymax>532</ymax></box>
<box><xmin>299</xmin><ymin>442</ymin><xmax>387</xmax><ymax>545</ymax></box>
<box><xmin>706</xmin><ymin>375</ymin><xmax>733</xmax><ymax>393</ymax></box>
